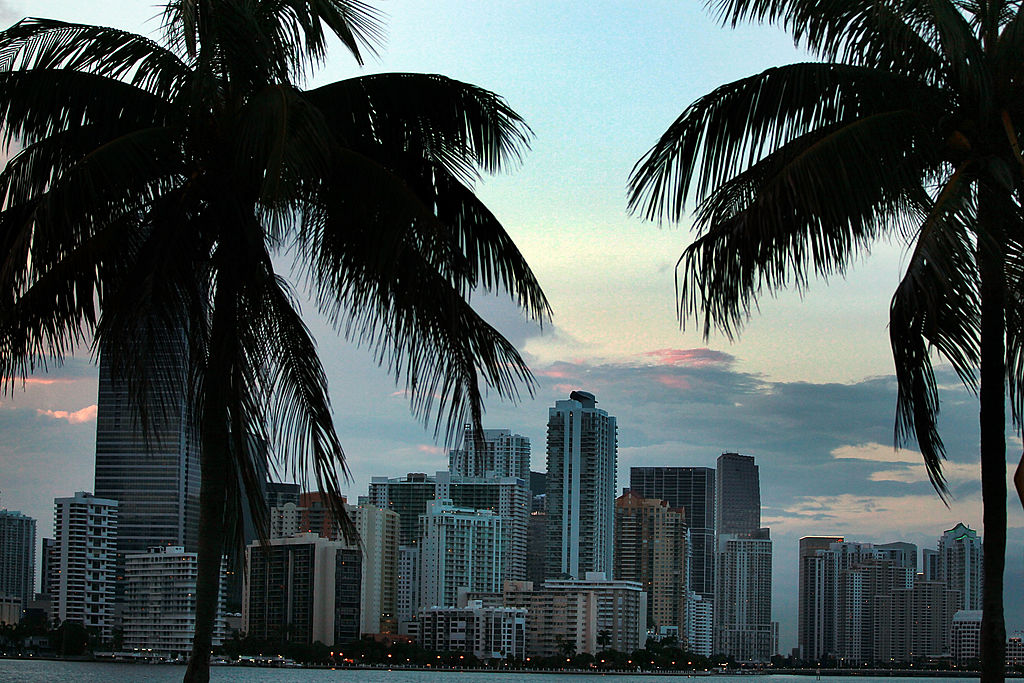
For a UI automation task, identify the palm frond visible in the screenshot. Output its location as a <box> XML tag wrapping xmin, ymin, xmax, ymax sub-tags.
<box><xmin>890</xmin><ymin>167</ymin><xmax>979</xmax><ymax>498</ymax></box>
<box><xmin>628</xmin><ymin>62</ymin><xmax>943</xmax><ymax>222</ymax></box>
<box><xmin>0</xmin><ymin>18</ymin><xmax>189</xmax><ymax>99</ymax></box>
<box><xmin>670</xmin><ymin>105</ymin><xmax>936</xmax><ymax>338</ymax></box>
<box><xmin>305</xmin><ymin>73</ymin><xmax>532</xmax><ymax>185</ymax></box>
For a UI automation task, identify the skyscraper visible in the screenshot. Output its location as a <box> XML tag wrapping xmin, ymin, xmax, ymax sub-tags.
<box><xmin>713</xmin><ymin>452</ymin><xmax>772</xmax><ymax>663</ymax></box>
<box><xmin>937</xmin><ymin>522</ymin><xmax>983</xmax><ymax>611</ymax></box>
<box><xmin>545</xmin><ymin>391</ymin><xmax>617</xmax><ymax>579</ymax></box>
<box><xmin>0</xmin><ymin>508</ymin><xmax>36</xmax><ymax>606</ymax></box>
<box><xmin>630</xmin><ymin>466</ymin><xmax>715</xmax><ymax>598</ymax></box>
<box><xmin>52</xmin><ymin>492</ymin><xmax>118</xmax><ymax>640</ymax></box>
<box><xmin>93</xmin><ymin>343</ymin><xmax>200</xmax><ymax>557</ymax></box>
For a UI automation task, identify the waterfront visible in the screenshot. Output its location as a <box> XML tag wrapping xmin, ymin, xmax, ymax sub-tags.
<box><xmin>0</xmin><ymin>661</ymin><xmax>996</xmax><ymax>683</ymax></box>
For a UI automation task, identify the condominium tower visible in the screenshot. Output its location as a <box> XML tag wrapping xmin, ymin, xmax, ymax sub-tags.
<box><xmin>545</xmin><ymin>391</ymin><xmax>617</xmax><ymax>579</ymax></box>
<box><xmin>613</xmin><ymin>491</ymin><xmax>688</xmax><ymax>638</ymax></box>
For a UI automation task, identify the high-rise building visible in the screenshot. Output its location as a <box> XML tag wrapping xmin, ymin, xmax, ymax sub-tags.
<box><xmin>418</xmin><ymin>501</ymin><xmax>504</xmax><ymax>609</ymax></box>
<box><xmin>526</xmin><ymin>510</ymin><xmax>547</xmax><ymax>585</ymax></box>
<box><xmin>715</xmin><ymin>453</ymin><xmax>760</xmax><ymax>536</ymax></box>
<box><xmin>51</xmin><ymin>492</ymin><xmax>117</xmax><ymax>640</ymax></box>
<box><xmin>93</xmin><ymin>343</ymin><xmax>200</xmax><ymax>562</ymax></box>
<box><xmin>713</xmin><ymin>452</ymin><xmax>771</xmax><ymax>663</ymax></box>
<box><xmin>630</xmin><ymin>466</ymin><xmax>715</xmax><ymax>599</ymax></box>
<box><xmin>123</xmin><ymin>546</ymin><xmax>226</xmax><ymax>657</ymax></box>
<box><xmin>346</xmin><ymin>503</ymin><xmax>399</xmax><ymax>635</ymax></box>
<box><xmin>0</xmin><ymin>508</ymin><xmax>36</xmax><ymax>607</ymax></box>
<box><xmin>545</xmin><ymin>391</ymin><xmax>617</xmax><ymax>579</ymax></box>
<box><xmin>714</xmin><ymin>530</ymin><xmax>774</xmax><ymax>662</ymax></box>
<box><xmin>449</xmin><ymin>427</ymin><xmax>530</xmax><ymax>480</ymax></box>
<box><xmin>243</xmin><ymin>533</ymin><xmax>361</xmax><ymax>645</ymax></box>
<box><xmin>921</xmin><ymin>548</ymin><xmax>939</xmax><ymax>581</ymax></box>
<box><xmin>613</xmin><ymin>491</ymin><xmax>687</xmax><ymax>639</ymax></box>
<box><xmin>937</xmin><ymin>522</ymin><xmax>982</xmax><ymax>611</ymax></box>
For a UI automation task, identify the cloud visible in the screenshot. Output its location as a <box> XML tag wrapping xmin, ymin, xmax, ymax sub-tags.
<box><xmin>642</xmin><ymin>348</ymin><xmax>734</xmax><ymax>368</ymax></box>
<box><xmin>417</xmin><ymin>444</ymin><xmax>445</xmax><ymax>455</ymax></box>
<box><xmin>831</xmin><ymin>442</ymin><xmax>921</xmax><ymax>464</ymax></box>
<box><xmin>37</xmin><ymin>405</ymin><xmax>98</xmax><ymax>424</ymax></box>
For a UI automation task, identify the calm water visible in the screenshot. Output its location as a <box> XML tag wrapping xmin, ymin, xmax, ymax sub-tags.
<box><xmin>0</xmin><ymin>661</ymin><xmax>983</xmax><ymax>683</ymax></box>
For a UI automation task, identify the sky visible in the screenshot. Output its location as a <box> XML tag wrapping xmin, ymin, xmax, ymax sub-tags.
<box><xmin>3</xmin><ymin>0</ymin><xmax>1023</xmax><ymax>653</ymax></box>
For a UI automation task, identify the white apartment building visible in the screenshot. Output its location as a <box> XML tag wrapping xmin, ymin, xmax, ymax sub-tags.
<box><xmin>51</xmin><ymin>492</ymin><xmax>117</xmax><ymax>640</ymax></box>
<box><xmin>418</xmin><ymin>501</ymin><xmax>504</xmax><ymax>610</ymax></box>
<box><xmin>123</xmin><ymin>546</ymin><xmax>226</xmax><ymax>658</ymax></box>
<box><xmin>418</xmin><ymin>600</ymin><xmax>527</xmax><ymax>660</ymax></box>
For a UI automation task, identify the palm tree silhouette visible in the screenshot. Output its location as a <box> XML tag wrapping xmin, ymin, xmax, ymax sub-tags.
<box><xmin>0</xmin><ymin>2</ymin><xmax>548</xmax><ymax>681</ymax></box>
<box><xmin>630</xmin><ymin>1</ymin><xmax>1024</xmax><ymax>678</ymax></box>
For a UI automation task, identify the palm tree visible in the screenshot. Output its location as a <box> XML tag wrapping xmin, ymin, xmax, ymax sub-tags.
<box><xmin>0</xmin><ymin>2</ymin><xmax>547</xmax><ymax>681</ymax></box>
<box><xmin>629</xmin><ymin>1</ymin><xmax>1024</xmax><ymax>678</ymax></box>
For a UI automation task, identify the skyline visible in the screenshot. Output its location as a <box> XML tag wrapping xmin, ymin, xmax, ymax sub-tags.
<box><xmin>2</xmin><ymin>0</ymin><xmax>1024</xmax><ymax>653</ymax></box>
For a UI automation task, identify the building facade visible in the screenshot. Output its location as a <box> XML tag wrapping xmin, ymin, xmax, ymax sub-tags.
<box><xmin>546</xmin><ymin>391</ymin><xmax>617</xmax><ymax>579</ymax></box>
<box><xmin>123</xmin><ymin>546</ymin><xmax>226</xmax><ymax>657</ymax></box>
<box><xmin>950</xmin><ymin>610</ymin><xmax>982</xmax><ymax>663</ymax></box>
<box><xmin>51</xmin><ymin>492</ymin><xmax>117</xmax><ymax>640</ymax></box>
<box><xmin>629</xmin><ymin>466</ymin><xmax>715</xmax><ymax>599</ymax></box>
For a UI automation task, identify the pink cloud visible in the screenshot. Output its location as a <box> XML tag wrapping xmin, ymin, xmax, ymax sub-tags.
<box><xmin>37</xmin><ymin>404</ymin><xmax>98</xmax><ymax>424</ymax></box>
<box><xmin>643</xmin><ymin>348</ymin><xmax>733</xmax><ymax>368</ymax></box>
<box><xmin>417</xmin><ymin>444</ymin><xmax>445</xmax><ymax>455</ymax></box>
<box><xmin>536</xmin><ymin>369</ymin><xmax>572</xmax><ymax>379</ymax></box>
<box><xmin>654</xmin><ymin>374</ymin><xmax>692</xmax><ymax>390</ymax></box>
<box><xmin>4</xmin><ymin>377</ymin><xmax>78</xmax><ymax>386</ymax></box>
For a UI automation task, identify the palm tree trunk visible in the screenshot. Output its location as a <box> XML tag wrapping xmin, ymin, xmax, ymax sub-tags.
<box><xmin>978</xmin><ymin>201</ymin><xmax>1007</xmax><ymax>683</ymax></box>
<box><xmin>183</xmin><ymin>427</ymin><xmax>227</xmax><ymax>683</ymax></box>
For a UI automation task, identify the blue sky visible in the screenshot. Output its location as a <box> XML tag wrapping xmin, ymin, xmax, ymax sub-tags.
<box><xmin>4</xmin><ymin>0</ymin><xmax>1023</xmax><ymax>652</ymax></box>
